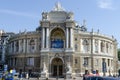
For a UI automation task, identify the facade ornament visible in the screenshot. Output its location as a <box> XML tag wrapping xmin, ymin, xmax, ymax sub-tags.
<box><xmin>81</xmin><ymin>20</ymin><xmax>87</xmax><ymax>32</ymax></box>
<box><xmin>42</xmin><ymin>12</ymin><xmax>48</xmax><ymax>20</ymax></box>
<box><xmin>42</xmin><ymin>62</ymin><xmax>48</xmax><ymax>73</ymax></box>
<box><xmin>66</xmin><ymin>12</ymin><xmax>73</xmax><ymax>20</ymax></box>
<box><xmin>67</xmin><ymin>62</ymin><xmax>72</xmax><ymax>73</ymax></box>
<box><xmin>55</xmin><ymin>53</ymin><xmax>60</xmax><ymax>57</ymax></box>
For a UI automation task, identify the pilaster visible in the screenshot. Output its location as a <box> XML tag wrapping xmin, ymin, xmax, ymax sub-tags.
<box><xmin>19</xmin><ymin>40</ymin><xmax>21</xmax><ymax>53</ymax></box>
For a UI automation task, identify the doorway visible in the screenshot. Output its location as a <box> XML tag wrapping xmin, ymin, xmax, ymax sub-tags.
<box><xmin>51</xmin><ymin>58</ymin><xmax>63</xmax><ymax>77</ymax></box>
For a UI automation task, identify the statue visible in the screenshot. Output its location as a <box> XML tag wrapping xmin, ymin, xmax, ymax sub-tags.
<box><xmin>42</xmin><ymin>62</ymin><xmax>48</xmax><ymax>73</ymax></box>
<box><xmin>53</xmin><ymin>2</ymin><xmax>65</xmax><ymax>11</ymax></box>
<box><xmin>41</xmin><ymin>62</ymin><xmax>48</xmax><ymax>78</ymax></box>
<box><xmin>67</xmin><ymin>62</ymin><xmax>72</xmax><ymax>73</ymax></box>
<box><xmin>42</xmin><ymin>12</ymin><xmax>48</xmax><ymax>20</ymax></box>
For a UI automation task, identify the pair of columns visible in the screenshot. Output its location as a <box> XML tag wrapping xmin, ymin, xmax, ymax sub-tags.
<box><xmin>42</xmin><ymin>27</ymin><xmax>73</xmax><ymax>49</ymax></box>
<box><xmin>42</xmin><ymin>27</ymin><xmax>49</xmax><ymax>49</ymax></box>
<box><xmin>66</xmin><ymin>27</ymin><xmax>73</xmax><ymax>48</ymax></box>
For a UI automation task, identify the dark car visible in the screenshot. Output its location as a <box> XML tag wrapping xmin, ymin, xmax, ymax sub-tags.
<box><xmin>86</xmin><ymin>76</ymin><xmax>104</xmax><ymax>80</ymax></box>
<box><xmin>85</xmin><ymin>76</ymin><xmax>118</xmax><ymax>80</ymax></box>
<box><xmin>103</xmin><ymin>77</ymin><xmax>118</xmax><ymax>80</ymax></box>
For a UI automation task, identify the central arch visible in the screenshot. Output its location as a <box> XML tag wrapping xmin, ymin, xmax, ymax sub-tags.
<box><xmin>51</xmin><ymin>57</ymin><xmax>63</xmax><ymax>77</ymax></box>
<box><xmin>50</xmin><ymin>28</ymin><xmax>65</xmax><ymax>48</ymax></box>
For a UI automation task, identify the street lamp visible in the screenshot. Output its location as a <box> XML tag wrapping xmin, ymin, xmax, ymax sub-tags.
<box><xmin>83</xmin><ymin>62</ymin><xmax>87</xmax><ymax>75</ymax></box>
<box><xmin>24</xmin><ymin>33</ymin><xmax>27</xmax><ymax>76</ymax></box>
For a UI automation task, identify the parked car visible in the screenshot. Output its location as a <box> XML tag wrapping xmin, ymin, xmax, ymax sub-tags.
<box><xmin>4</xmin><ymin>73</ymin><xmax>14</xmax><ymax>80</ymax></box>
<box><xmin>85</xmin><ymin>76</ymin><xmax>118</xmax><ymax>80</ymax></box>
<box><xmin>85</xmin><ymin>76</ymin><xmax>103</xmax><ymax>80</ymax></box>
<box><xmin>103</xmin><ymin>77</ymin><xmax>118</xmax><ymax>80</ymax></box>
<box><xmin>0</xmin><ymin>73</ymin><xmax>2</xmax><ymax>78</ymax></box>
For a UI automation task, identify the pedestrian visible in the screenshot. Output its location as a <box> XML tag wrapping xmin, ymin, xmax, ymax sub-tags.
<box><xmin>2</xmin><ymin>72</ymin><xmax>5</xmax><ymax>80</ymax></box>
<box><xmin>83</xmin><ymin>74</ymin><xmax>86</xmax><ymax>80</ymax></box>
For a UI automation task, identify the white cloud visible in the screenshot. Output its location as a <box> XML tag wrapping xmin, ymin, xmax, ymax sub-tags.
<box><xmin>0</xmin><ymin>9</ymin><xmax>39</xmax><ymax>18</ymax></box>
<box><xmin>97</xmin><ymin>0</ymin><xmax>115</xmax><ymax>10</ymax></box>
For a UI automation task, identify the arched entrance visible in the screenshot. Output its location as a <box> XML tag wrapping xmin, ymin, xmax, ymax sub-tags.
<box><xmin>51</xmin><ymin>57</ymin><xmax>63</xmax><ymax>77</ymax></box>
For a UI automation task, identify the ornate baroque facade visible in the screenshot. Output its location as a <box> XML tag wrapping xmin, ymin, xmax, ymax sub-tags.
<box><xmin>7</xmin><ymin>3</ymin><xmax>118</xmax><ymax>77</ymax></box>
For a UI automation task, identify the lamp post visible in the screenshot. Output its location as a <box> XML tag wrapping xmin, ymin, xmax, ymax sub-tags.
<box><xmin>24</xmin><ymin>33</ymin><xmax>27</xmax><ymax>76</ymax></box>
<box><xmin>1</xmin><ymin>34</ymin><xmax>8</xmax><ymax>65</ymax></box>
<box><xmin>90</xmin><ymin>29</ymin><xmax>94</xmax><ymax>73</ymax></box>
<box><xmin>108</xmin><ymin>66</ymin><xmax>110</xmax><ymax>76</ymax></box>
<box><xmin>83</xmin><ymin>62</ymin><xmax>87</xmax><ymax>75</ymax></box>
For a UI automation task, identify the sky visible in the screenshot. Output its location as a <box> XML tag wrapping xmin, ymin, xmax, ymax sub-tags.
<box><xmin>0</xmin><ymin>0</ymin><xmax>120</xmax><ymax>47</ymax></box>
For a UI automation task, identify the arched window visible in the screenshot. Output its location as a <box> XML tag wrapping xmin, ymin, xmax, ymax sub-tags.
<box><xmin>29</xmin><ymin>39</ymin><xmax>35</xmax><ymax>53</ymax></box>
<box><xmin>95</xmin><ymin>40</ymin><xmax>98</xmax><ymax>53</ymax></box>
<box><xmin>101</xmin><ymin>41</ymin><xmax>105</xmax><ymax>52</ymax></box>
<box><xmin>15</xmin><ymin>41</ymin><xmax>19</xmax><ymax>52</ymax></box>
<box><xmin>12</xmin><ymin>42</ymin><xmax>14</xmax><ymax>52</ymax></box>
<box><xmin>82</xmin><ymin>39</ymin><xmax>89</xmax><ymax>53</ymax></box>
<box><xmin>106</xmin><ymin>43</ymin><xmax>109</xmax><ymax>53</ymax></box>
<box><xmin>20</xmin><ymin>40</ymin><xmax>24</xmax><ymax>52</ymax></box>
<box><xmin>50</xmin><ymin>28</ymin><xmax>65</xmax><ymax>48</ymax></box>
<box><xmin>75</xmin><ymin>44</ymin><xmax>78</xmax><ymax>51</ymax></box>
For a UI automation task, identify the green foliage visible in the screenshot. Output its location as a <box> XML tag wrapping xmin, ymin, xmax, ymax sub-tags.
<box><xmin>118</xmin><ymin>49</ymin><xmax>120</xmax><ymax>61</ymax></box>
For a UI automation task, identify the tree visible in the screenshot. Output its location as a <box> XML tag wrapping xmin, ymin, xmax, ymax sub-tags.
<box><xmin>118</xmin><ymin>49</ymin><xmax>120</xmax><ymax>61</ymax></box>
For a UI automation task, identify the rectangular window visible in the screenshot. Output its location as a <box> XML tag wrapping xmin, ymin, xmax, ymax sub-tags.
<box><xmin>95</xmin><ymin>59</ymin><xmax>99</xmax><ymax>66</ymax></box>
<box><xmin>27</xmin><ymin>57</ymin><xmax>34</xmax><ymax>66</ymax></box>
<box><xmin>75</xmin><ymin>59</ymin><xmax>77</xmax><ymax>64</ymax></box>
<box><xmin>15</xmin><ymin>58</ymin><xmax>17</xmax><ymax>66</ymax></box>
<box><xmin>75</xmin><ymin>44</ymin><xmax>77</xmax><ymax>51</ymax></box>
<box><xmin>83</xmin><ymin>57</ymin><xmax>88</xmax><ymax>66</ymax></box>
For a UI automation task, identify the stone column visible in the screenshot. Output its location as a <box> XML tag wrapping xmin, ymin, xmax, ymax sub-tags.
<box><xmin>93</xmin><ymin>39</ymin><xmax>95</xmax><ymax>53</ymax></box>
<box><xmin>10</xmin><ymin>43</ymin><xmax>12</xmax><ymax>53</ymax></box>
<box><xmin>66</xmin><ymin>28</ymin><xmax>69</xmax><ymax>48</ymax></box>
<box><xmin>14</xmin><ymin>41</ymin><xmax>16</xmax><ymax>53</ymax></box>
<box><xmin>23</xmin><ymin>39</ymin><xmax>26</xmax><ymax>53</ymax></box>
<box><xmin>70</xmin><ymin>28</ymin><xmax>73</xmax><ymax>48</ymax></box>
<box><xmin>98</xmin><ymin>40</ymin><xmax>101</xmax><ymax>53</ymax></box>
<box><xmin>19</xmin><ymin>40</ymin><xmax>21</xmax><ymax>53</ymax></box>
<box><xmin>11</xmin><ymin>42</ymin><xmax>13</xmax><ymax>53</ymax></box>
<box><xmin>34</xmin><ymin>39</ymin><xmax>37</xmax><ymax>52</ymax></box>
<box><xmin>81</xmin><ymin>39</ymin><xmax>83</xmax><ymax>52</ymax></box>
<box><xmin>42</xmin><ymin>28</ymin><xmax>45</xmax><ymax>48</ymax></box>
<box><xmin>27</xmin><ymin>39</ymin><xmax>29</xmax><ymax>53</ymax></box>
<box><xmin>46</xmin><ymin>28</ymin><xmax>49</xmax><ymax>48</ymax></box>
<box><xmin>104</xmin><ymin>42</ymin><xmax>106</xmax><ymax>53</ymax></box>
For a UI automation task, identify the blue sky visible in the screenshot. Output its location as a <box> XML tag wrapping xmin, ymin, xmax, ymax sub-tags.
<box><xmin>0</xmin><ymin>0</ymin><xmax>120</xmax><ymax>47</ymax></box>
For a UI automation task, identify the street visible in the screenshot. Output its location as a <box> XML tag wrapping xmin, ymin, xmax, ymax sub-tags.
<box><xmin>14</xmin><ymin>77</ymin><xmax>83</xmax><ymax>80</ymax></box>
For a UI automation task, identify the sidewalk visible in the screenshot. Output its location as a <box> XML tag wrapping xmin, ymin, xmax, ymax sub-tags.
<box><xmin>14</xmin><ymin>77</ymin><xmax>83</xmax><ymax>80</ymax></box>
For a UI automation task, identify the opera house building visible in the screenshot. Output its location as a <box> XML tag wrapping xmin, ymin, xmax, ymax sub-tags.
<box><xmin>6</xmin><ymin>3</ymin><xmax>118</xmax><ymax>77</ymax></box>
